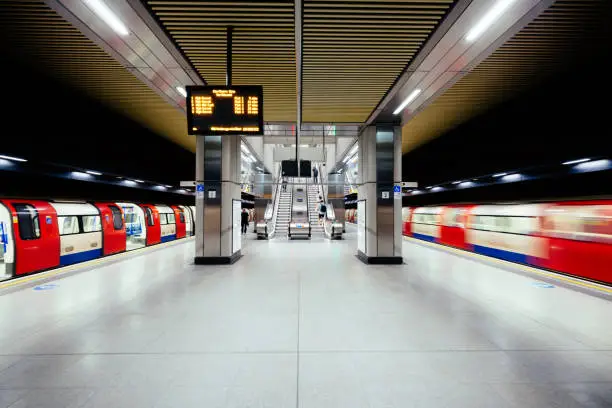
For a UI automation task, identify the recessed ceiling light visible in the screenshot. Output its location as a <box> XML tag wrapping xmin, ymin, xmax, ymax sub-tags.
<box><xmin>465</xmin><ymin>0</ymin><xmax>517</xmax><ymax>42</ymax></box>
<box><xmin>0</xmin><ymin>154</ymin><xmax>27</xmax><ymax>162</ymax></box>
<box><xmin>562</xmin><ymin>158</ymin><xmax>590</xmax><ymax>165</ymax></box>
<box><xmin>83</xmin><ymin>0</ymin><xmax>129</xmax><ymax>36</ymax></box>
<box><xmin>393</xmin><ymin>89</ymin><xmax>422</xmax><ymax>115</ymax></box>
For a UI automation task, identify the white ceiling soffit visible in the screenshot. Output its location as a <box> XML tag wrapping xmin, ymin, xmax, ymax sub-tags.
<box><xmin>367</xmin><ymin>0</ymin><xmax>555</xmax><ymax>126</ymax></box>
<box><xmin>44</xmin><ymin>0</ymin><xmax>204</xmax><ymax>111</ymax></box>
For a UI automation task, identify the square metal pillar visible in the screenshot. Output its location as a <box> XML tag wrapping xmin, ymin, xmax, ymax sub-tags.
<box><xmin>194</xmin><ymin>135</ymin><xmax>243</xmax><ymax>265</ymax></box>
<box><xmin>356</xmin><ymin>126</ymin><xmax>403</xmax><ymax>264</ymax></box>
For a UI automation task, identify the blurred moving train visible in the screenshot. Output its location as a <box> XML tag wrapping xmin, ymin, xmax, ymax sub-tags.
<box><xmin>400</xmin><ymin>200</ymin><xmax>611</xmax><ymax>285</ymax></box>
<box><xmin>0</xmin><ymin>200</ymin><xmax>196</xmax><ymax>280</ymax></box>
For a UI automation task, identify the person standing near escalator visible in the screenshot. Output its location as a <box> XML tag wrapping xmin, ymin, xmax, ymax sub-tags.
<box><xmin>241</xmin><ymin>208</ymin><xmax>249</xmax><ymax>234</ymax></box>
<box><xmin>312</xmin><ymin>166</ymin><xmax>319</xmax><ymax>184</ymax></box>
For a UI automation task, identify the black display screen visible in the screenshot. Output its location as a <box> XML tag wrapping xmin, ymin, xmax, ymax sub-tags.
<box><xmin>281</xmin><ymin>160</ymin><xmax>312</xmax><ymax>177</ymax></box>
<box><xmin>186</xmin><ymin>85</ymin><xmax>264</xmax><ymax>135</ymax></box>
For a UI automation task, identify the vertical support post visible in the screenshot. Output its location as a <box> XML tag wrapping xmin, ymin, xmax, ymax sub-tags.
<box><xmin>194</xmin><ymin>24</ymin><xmax>242</xmax><ymax>265</ymax></box>
<box><xmin>356</xmin><ymin>125</ymin><xmax>403</xmax><ymax>264</ymax></box>
<box><xmin>226</xmin><ymin>26</ymin><xmax>233</xmax><ymax>87</ymax></box>
<box><xmin>294</xmin><ymin>0</ymin><xmax>302</xmax><ymax>177</ymax></box>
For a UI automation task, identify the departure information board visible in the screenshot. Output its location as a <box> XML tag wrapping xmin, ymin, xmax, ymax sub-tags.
<box><xmin>186</xmin><ymin>85</ymin><xmax>264</xmax><ymax>135</ymax></box>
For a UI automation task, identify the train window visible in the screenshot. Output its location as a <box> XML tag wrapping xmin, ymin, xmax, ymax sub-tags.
<box><xmin>13</xmin><ymin>204</ymin><xmax>41</xmax><ymax>240</ymax></box>
<box><xmin>179</xmin><ymin>211</ymin><xmax>185</xmax><ymax>223</ymax></box>
<box><xmin>543</xmin><ymin>205</ymin><xmax>612</xmax><ymax>243</ymax></box>
<box><xmin>145</xmin><ymin>208</ymin><xmax>154</xmax><ymax>226</ymax></box>
<box><xmin>109</xmin><ymin>206</ymin><xmax>123</xmax><ymax>230</ymax></box>
<box><xmin>58</xmin><ymin>216</ymin><xmax>80</xmax><ymax>235</ymax></box>
<box><xmin>167</xmin><ymin>213</ymin><xmax>176</xmax><ymax>224</ymax></box>
<box><xmin>82</xmin><ymin>215</ymin><xmax>102</xmax><ymax>233</ymax></box>
<box><xmin>159</xmin><ymin>213</ymin><xmax>167</xmax><ymax>225</ymax></box>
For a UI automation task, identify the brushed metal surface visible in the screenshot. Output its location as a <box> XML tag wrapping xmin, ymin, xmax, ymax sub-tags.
<box><xmin>203</xmin><ymin>136</ymin><xmax>222</xmax><ymax>257</ymax></box>
<box><xmin>376</xmin><ymin>128</ymin><xmax>395</xmax><ymax>257</ymax></box>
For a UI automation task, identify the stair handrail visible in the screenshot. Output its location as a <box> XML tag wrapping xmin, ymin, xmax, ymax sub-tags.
<box><xmin>269</xmin><ymin>166</ymin><xmax>283</xmax><ymax>237</ymax></box>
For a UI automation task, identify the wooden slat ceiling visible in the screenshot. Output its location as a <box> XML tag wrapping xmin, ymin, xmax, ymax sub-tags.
<box><xmin>147</xmin><ymin>0</ymin><xmax>457</xmax><ymax>124</ymax></box>
<box><xmin>146</xmin><ymin>0</ymin><xmax>297</xmax><ymax>122</ymax></box>
<box><xmin>0</xmin><ymin>0</ymin><xmax>194</xmax><ymax>152</ymax></box>
<box><xmin>302</xmin><ymin>0</ymin><xmax>456</xmax><ymax>123</ymax></box>
<box><xmin>402</xmin><ymin>0</ymin><xmax>609</xmax><ymax>153</ymax></box>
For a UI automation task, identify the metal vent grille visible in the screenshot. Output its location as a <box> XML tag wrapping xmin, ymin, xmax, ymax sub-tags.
<box><xmin>402</xmin><ymin>0</ymin><xmax>610</xmax><ymax>153</ymax></box>
<box><xmin>0</xmin><ymin>0</ymin><xmax>194</xmax><ymax>152</ymax></box>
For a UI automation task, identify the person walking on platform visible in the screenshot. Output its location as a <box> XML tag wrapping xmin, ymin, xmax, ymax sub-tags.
<box><xmin>312</xmin><ymin>166</ymin><xmax>319</xmax><ymax>184</ymax></box>
<box><xmin>241</xmin><ymin>208</ymin><xmax>249</xmax><ymax>234</ymax></box>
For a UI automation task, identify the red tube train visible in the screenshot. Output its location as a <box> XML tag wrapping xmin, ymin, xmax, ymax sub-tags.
<box><xmin>0</xmin><ymin>200</ymin><xmax>196</xmax><ymax>280</ymax></box>
<box><xmin>403</xmin><ymin>200</ymin><xmax>612</xmax><ymax>285</ymax></box>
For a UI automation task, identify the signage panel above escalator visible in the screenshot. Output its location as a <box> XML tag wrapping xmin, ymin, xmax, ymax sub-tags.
<box><xmin>186</xmin><ymin>85</ymin><xmax>264</xmax><ymax>135</ymax></box>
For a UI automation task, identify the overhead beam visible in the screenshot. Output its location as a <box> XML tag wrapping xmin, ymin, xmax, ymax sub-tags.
<box><xmin>365</xmin><ymin>0</ymin><xmax>555</xmax><ymax>127</ymax></box>
<box><xmin>295</xmin><ymin>0</ymin><xmax>303</xmax><ymax>176</ymax></box>
<box><xmin>44</xmin><ymin>0</ymin><xmax>205</xmax><ymax>113</ymax></box>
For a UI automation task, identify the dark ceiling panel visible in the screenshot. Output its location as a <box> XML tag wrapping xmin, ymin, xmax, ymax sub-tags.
<box><xmin>401</xmin><ymin>0</ymin><xmax>610</xmax><ymax>153</ymax></box>
<box><xmin>0</xmin><ymin>0</ymin><xmax>194</xmax><ymax>152</ymax></box>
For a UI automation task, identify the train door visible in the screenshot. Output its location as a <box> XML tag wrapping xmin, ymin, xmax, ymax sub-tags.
<box><xmin>173</xmin><ymin>206</ymin><xmax>187</xmax><ymax>239</ymax></box>
<box><xmin>94</xmin><ymin>203</ymin><xmax>126</xmax><ymax>255</ymax></box>
<box><xmin>11</xmin><ymin>201</ymin><xmax>60</xmax><ymax>275</ymax></box>
<box><xmin>140</xmin><ymin>205</ymin><xmax>161</xmax><ymax>245</ymax></box>
<box><xmin>190</xmin><ymin>206</ymin><xmax>196</xmax><ymax>234</ymax></box>
<box><xmin>180</xmin><ymin>205</ymin><xmax>194</xmax><ymax>236</ymax></box>
<box><xmin>0</xmin><ymin>203</ymin><xmax>15</xmax><ymax>280</ymax></box>
<box><xmin>117</xmin><ymin>202</ymin><xmax>147</xmax><ymax>250</ymax></box>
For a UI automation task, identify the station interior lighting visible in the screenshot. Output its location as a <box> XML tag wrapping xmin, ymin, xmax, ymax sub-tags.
<box><xmin>0</xmin><ymin>154</ymin><xmax>27</xmax><ymax>162</ymax></box>
<box><xmin>562</xmin><ymin>158</ymin><xmax>590</xmax><ymax>165</ymax></box>
<box><xmin>176</xmin><ymin>87</ymin><xmax>187</xmax><ymax>98</ymax></box>
<box><xmin>133</xmin><ymin>179</ymin><xmax>144</xmax><ymax>183</ymax></box>
<box><xmin>452</xmin><ymin>180</ymin><xmax>462</xmax><ymax>185</ymax></box>
<box><xmin>86</xmin><ymin>170</ymin><xmax>102</xmax><ymax>176</ymax></box>
<box><xmin>83</xmin><ymin>0</ymin><xmax>129</xmax><ymax>36</ymax></box>
<box><xmin>574</xmin><ymin>159</ymin><xmax>611</xmax><ymax>173</ymax></box>
<box><xmin>493</xmin><ymin>172</ymin><xmax>507</xmax><ymax>177</ymax></box>
<box><xmin>393</xmin><ymin>89</ymin><xmax>422</xmax><ymax>115</ymax></box>
<box><xmin>71</xmin><ymin>171</ymin><xmax>92</xmax><ymax>180</ymax></box>
<box><xmin>465</xmin><ymin>0</ymin><xmax>517</xmax><ymax>42</ymax></box>
<box><xmin>501</xmin><ymin>173</ymin><xmax>522</xmax><ymax>182</ymax></box>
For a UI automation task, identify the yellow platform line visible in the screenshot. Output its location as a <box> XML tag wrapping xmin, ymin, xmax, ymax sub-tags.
<box><xmin>403</xmin><ymin>236</ymin><xmax>612</xmax><ymax>295</ymax></box>
<box><xmin>0</xmin><ymin>237</ymin><xmax>194</xmax><ymax>291</ymax></box>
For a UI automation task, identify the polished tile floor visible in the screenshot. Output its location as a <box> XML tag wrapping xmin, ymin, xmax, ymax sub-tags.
<box><xmin>0</xmin><ymin>230</ymin><xmax>611</xmax><ymax>407</ymax></box>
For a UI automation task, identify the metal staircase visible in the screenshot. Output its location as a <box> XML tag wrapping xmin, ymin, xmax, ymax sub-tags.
<box><xmin>308</xmin><ymin>184</ymin><xmax>323</xmax><ymax>234</ymax></box>
<box><xmin>275</xmin><ymin>187</ymin><xmax>292</xmax><ymax>237</ymax></box>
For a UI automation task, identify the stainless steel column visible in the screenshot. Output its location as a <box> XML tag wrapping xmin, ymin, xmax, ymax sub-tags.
<box><xmin>356</xmin><ymin>126</ymin><xmax>402</xmax><ymax>264</ymax></box>
<box><xmin>194</xmin><ymin>135</ymin><xmax>242</xmax><ymax>264</ymax></box>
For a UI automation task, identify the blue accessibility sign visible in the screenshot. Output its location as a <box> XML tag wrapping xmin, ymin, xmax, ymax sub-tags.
<box><xmin>393</xmin><ymin>185</ymin><xmax>401</xmax><ymax>193</ymax></box>
<box><xmin>196</xmin><ymin>184</ymin><xmax>204</xmax><ymax>192</ymax></box>
<box><xmin>531</xmin><ymin>282</ymin><xmax>555</xmax><ymax>289</ymax></box>
<box><xmin>33</xmin><ymin>284</ymin><xmax>59</xmax><ymax>291</ymax></box>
